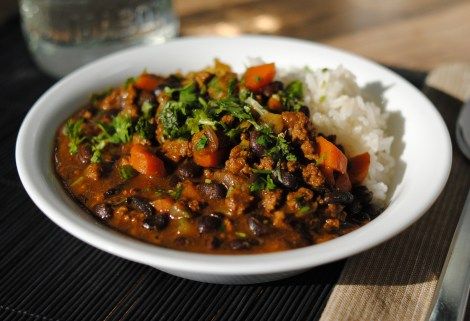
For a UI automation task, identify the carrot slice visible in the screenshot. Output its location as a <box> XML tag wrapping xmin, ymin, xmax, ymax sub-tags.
<box><xmin>267</xmin><ymin>95</ymin><xmax>283</xmax><ymax>112</ymax></box>
<box><xmin>130</xmin><ymin>144</ymin><xmax>166</xmax><ymax>177</ymax></box>
<box><xmin>134</xmin><ymin>74</ymin><xmax>161</xmax><ymax>91</ymax></box>
<box><xmin>191</xmin><ymin>128</ymin><xmax>222</xmax><ymax>168</ymax></box>
<box><xmin>316</xmin><ymin>136</ymin><xmax>348</xmax><ymax>174</ymax></box>
<box><xmin>348</xmin><ymin>152</ymin><xmax>370</xmax><ymax>184</ymax></box>
<box><xmin>152</xmin><ymin>197</ymin><xmax>174</xmax><ymax>213</ymax></box>
<box><xmin>244</xmin><ymin>63</ymin><xmax>276</xmax><ymax>91</ymax></box>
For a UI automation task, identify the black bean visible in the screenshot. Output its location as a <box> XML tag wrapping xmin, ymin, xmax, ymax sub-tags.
<box><xmin>276</xmin><ymin>171</ymin><xmax>300</xmax><ymax>190</ymax></box>
<box><xmin>197</xmin><ymin>183</ymin><xmax>227</xmax><ymax>200</ymax></box>
<box><xmin>127</xmin><ymin>196</ymin><xmax>155</xmax><ymax>217</ymax></box>
<box><xmin>142</xmin><ymin>213</ymin><xmax>169</xmax><ymax>231</ymax></box>
<box><xmin>249</xmin><ymin>130</ymin><xmax>266</xmax><ymax>157</ymax></box>
<box><xmin>77</xmin><ymin>144</ymin><xmax>92</xmax><ymax>164</ymax></box>
<box><xmin>175</xmin><ymin>160</ymin><xmax>202</xmax><ymax>180</ymax></box>
<box><xmin>137</xmin><ymin>90</ymin><xmax>156</xmax><ymax>108</ymax></box>
<box><xmin>230</xmin><ymin>238</ymin><xmax>260</xmax><ymax>250</ymax></box>
<box><xmin>174</xmin><ymin>236</ymin><xmax>190</xmax><ymax>246</ymax></box>
<box><xmin>197</xmin><ymin>213</ymin><xmax>223</xmax><ymax>233</ymax></box>
<box><xmin>350</xmin><ymin>212</ymin><xmax>371</xmax><ymax>224</ymax></box>
<box><xmin>285</xmin><ymin>215</ymin><xmax>312</xmax><ymax>244</ymax></box>
<box><xmin>325</xmin><ymin>190</ymin><xmax>354</xmax><ymax>205</ymax></box>
<box><xmin>103</xmin><ymin>183</ymin><xmax>125</xmax><ymax>198</ymax></box>
<box><xmin>346</xmin><ymin>200</ymin><xmax>362</xmax><ymax>215</ymax></box>
<box><xmin>210</xmin><ymin>236</ymin><xmax>222</xmax><ymax>249</ymax></box>
<box><xmin>247</xmin><ymin>215</ymin><xmax>272</xmax><ymax>236</ymax></box>
<box><xmin>165</xmin><ymin>75</ymin><xmax>181</xmax><ymax>88</ymax></box>
<box><xmin>298</xmin><ymin>106</ymin><xmax>310</xmax><ymax>117</ymax></box>
<box><xmin>93</xmin><ymin>203</ymin><xmax>113</xmax><ymax>221</ymax></box>
<box><xmin>352</xmin><ymin>185</ymin><xmax>373</xmax><ymax>204</ymax></box>
<box><xmin>262</xmin><ymin>81</ymin><xmax>284</xmax><ymax>97</ymax></box>
<box><xmin>229</xmin><ymin>239</ymin><xmax>252</xmax><ymax>250</ymax></box>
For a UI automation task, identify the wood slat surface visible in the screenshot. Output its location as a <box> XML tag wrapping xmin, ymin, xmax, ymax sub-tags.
<box><xmin>174</xmin><ymin>0</ymin><xmax>470</xmax><ymax>71</ymax></box>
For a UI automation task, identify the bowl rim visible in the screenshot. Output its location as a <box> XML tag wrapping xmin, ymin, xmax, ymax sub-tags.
<box><xmin>15</xmin><ymin>35</ymin><xmax>452</xmax><ymax>275</ymax></box>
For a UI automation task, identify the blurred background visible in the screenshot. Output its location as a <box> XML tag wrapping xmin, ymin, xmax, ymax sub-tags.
<box><xmin>1</xmin><ymin>0</ymin><xmax>469</xmax><ymax>76</ymax></box>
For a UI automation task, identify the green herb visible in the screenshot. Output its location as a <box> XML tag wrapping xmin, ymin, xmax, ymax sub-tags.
<box><xmin>227</xmin><ymin>78</ymin><xmax>238</xmax><ymax>96</ymax></box>
<box><xmin>63</xmin><ymin>119</ymin><xmax>85</xmax><ymax>155</ymax></box>
<box><xmin>265</xmin><ymin>175</ymin><xmax>277</xmax><ymax>190</ymax></box>
<box><xmin>154</xmin><ymin>189</ymin><xmax>166</xmax><ymax>197</ymax></box>
<box><xmin>235</xmin><ymin>231</ymin><xmax>247</xmax><ymax>238</ymax></box>
<box><xmin>186</xmin><ymin>109</ymin><xmax>217</xmax><ymax>135</ymax></box>
<box><xmin>280</xmin><ymin>80</ymin><xmax>304</xmax><ymax>111</ymax></box>
<box><xmin>208</xmin><ymin>77</ymin><xmax>223</xmax><ymax>96</ymax></box>
<box><xmin>299</xmin><ymin>205</ymin><xmax>311</xmax><ymax>214</ymax></box>
<box><xmin>178</xmin><ymin>83</ymin><xmax>197</xmax><ymax>105</ymax></box>
<box><xmin>141</xmin><ymin>101</ymin><xmax>154</xmax><ymax>118</ymax></box>
<box><xmin>125</xmin><ymin>77</ymin><xmax>136</xmax><ymax>87</ymax></box>
<box><xmin>195</xmin><ymin>135</ymin><xmax>208</xmax><ymax>150</ymax></box>
<box><xmin>285</xmin><ymin>80</ymin><xmax>303</xmax><ymax>99</ymax></box>
<box><xmin>213</xmin><ymin>97</ymin><xmax>253</xmax><ymax>122</ymax></box>
<box><xmin>119</xmin><ymin>165</ymin><xmax>136</xmax><ymax>180</ymax></box>
<box><xmin>135</xmin><ymin>117</ymin><xmax>154</xmax><ymax>140</ymax></box>
<box><xmin>159</xmin><ymin>83</ymin><xmax>201</xmax><ymax>139</ymax></box>
<box><xmin>159</xmin><ymin>100</ymin><xmax>191</xmax><ymax>139</ymax></box>
<box><xmin>91</xmin><ymin>113</ymin><xmax>133</xmax><ymax>163</ymax></box>
<box><xmin>168</xmin><ymin>183</ymin><xmax>183</xmax><ymax>200</ymax></box>
<box><xmin>249</xmin><ymin>170</ymin><xmax>278</xmax><ymax>193</ymax></box>
<box><xmin>319</xmin><ymin>95</ymin><xmax>326</xmax><ymax>103</ymax></box>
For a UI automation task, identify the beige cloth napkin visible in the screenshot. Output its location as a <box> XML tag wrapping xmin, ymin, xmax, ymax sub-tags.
<box><xmin>320</xmin><ymin>64</ymin><xmax>470</xmax><ymax>321</ymax></box>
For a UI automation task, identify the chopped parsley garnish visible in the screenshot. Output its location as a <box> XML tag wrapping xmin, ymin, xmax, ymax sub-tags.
<box><xmin>91</xmin><ymin>113</ymin><xmax>133</xmax><ymax>163</ymax></box>
<box><xmin>195</xmin><ymin>135</ymin><xmax>208</xmax><ymax>150</ymax></box>
<box><xmin>63</xmin><ymin>119</ymin><xmax>85</xmax><ymax>155</ymax></box>
<box><xmin>135</xmin><ymin>117</ymin><xmax>154</xmax><ymax>140</ymax></box>
<box><xmin>249</xmin><ymin>169</ymin><xmax>278</xmax><ymax>193</ymax></box>
<box><xmin>168</xmin><ymin>183</ymin><xmax>183</xmax><ymax>200</ymax></box>
<box><xmin>281</xmin><ymin>80</ymin><xmax>304</xmax><ymax>111</ymax></box>
<box><xmin>141</xmin><ymin>101</ymin><xmax>154</xmax><ymax>118</ymax></box>
<box><xmin>125</xmin><ymin>77</ymin><xmax>136</xmax><ymax>88</ymax></box>
<box><xmin>119</xmin><ymin>165</ymin><xmax>136</xmax><ymax>180</ymax></box>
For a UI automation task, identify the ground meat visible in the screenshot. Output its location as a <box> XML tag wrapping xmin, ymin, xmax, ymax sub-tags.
<box><xmin>226</xmin><ymin>188</ymin><xmax>254</xmax><ymax>216</ymax></box>
<box><xmin>187</xmin><ymin>199</ymin><xmax>203</xmax><ymax>213</ymax></box>
<box><xmin>84</xmin><ymin>163</ymin><xmax>101</xmax><ymax>181</ymax></box>
<box><xmin>161</xmin><ymin>139</ymin><xmax>192</xmax><ymax>162</ymax></box>
<box><xmin>224</xmin><ymin>144</ymin><xmax>252</xmax><ymax>175</ymax></box>
<box><xmin>323</xmin><ymin>218</ymin><xmax>340</xmax><ymax>231</ymax></box>
<box><xmin>272</xmin><ymin>210</ymin><xmax>286</xmax><ymax>228</ymax></box>
<box><xmin>257</xmin><ymin>157</ymin><xmax>274</xmax><ymax>171</ymax></box>
<box><xmin>286</xmin><ymin>187</ymin><xmax>314</xmax><ymax>213</ymax></box>
<box><xmin>302</xmin><ymin>163</ymin><xmax>325</xmax><ymax>188</ymax></box>
<box><xmin>261</xmin><ymin>189</ymin><xmax>283</xmax><ymax>213</ymax></box>
<box><xmin>100</xmin><ymin>87</ymin><xmax>139</xmax><ymax>118</ymax></box>
<box><xmin>282</xmin><ymin>111</ymin><xmax>319</xmax><ymax>160</ymax></box>
<box><xmin>220</xmin><ymin>114</ymin><xmax>235</xmax><ymax>126</ymax></box>
<box><xmin>282</xmin><ymin>111</ymin><xmax>315</xmax><ymax>142</ymax></box>
<box><xmin>286</xmin><ymin>160</ymin><xmax>299</xmax><ymax>172</ymax></box>
<box><xmin>300</xmin><ymin>141</ymin><xmax>317</xmax><ymax>160</ymax></box>
<box><xmin>324</xmin><ymin>204</ymin><xmax>345</xmax><ymax>218</ymax></box>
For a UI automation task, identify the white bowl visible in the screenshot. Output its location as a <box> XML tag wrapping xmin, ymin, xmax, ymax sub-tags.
<box><xmin>16</xmin><ymin>36</ymin><xmax>452</xmax><ymax>284</ymax></box>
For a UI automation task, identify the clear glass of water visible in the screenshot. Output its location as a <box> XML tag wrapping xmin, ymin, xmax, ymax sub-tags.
<box><xmin>20</xmin><ymin>0</ymin><xmax>179</xmax><ymax>78</ymax></box>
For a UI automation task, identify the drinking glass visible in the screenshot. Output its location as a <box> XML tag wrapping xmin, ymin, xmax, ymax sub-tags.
<box><xmin>20</xmin><ymin>0</ymin><xmax>179</xmax><ymax>78</ymax></box>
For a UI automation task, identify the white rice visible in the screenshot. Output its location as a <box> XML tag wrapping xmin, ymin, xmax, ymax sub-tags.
<box><xmin>247</xmin><ymin>58</ymin><xmax>395</xmax><ymax>203</ymax></box>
